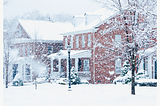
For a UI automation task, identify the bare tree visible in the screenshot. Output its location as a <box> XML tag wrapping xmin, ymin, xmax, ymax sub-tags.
<box><xmin>3</xmin><ymin>18</ymin><xmax>19</xmax><ymax>88</ymax></box>
<box><xmin>93</xmin><ymin>0</ymin><xmax>157</xmax><ymax>95</ymax></box>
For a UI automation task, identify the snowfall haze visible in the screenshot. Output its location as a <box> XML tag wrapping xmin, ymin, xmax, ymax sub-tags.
<box><xmin>3</xmin><ymin>0</ymin><xmax>103</xmax><ymax>19</ymax></box>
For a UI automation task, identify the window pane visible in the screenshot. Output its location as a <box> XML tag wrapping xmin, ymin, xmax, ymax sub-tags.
<box><xmin>115</xmin><ymin>59</ymin><xmax>121</xmax><ymax>74</ymax></box>
<box><xmin>76</xmin><ymin>36</ymin><xmax>79</xmax><ymax>48</ymax></box>
<box><xmin>88</xmin><ymin>34</ymin><xmax>91</xmax><ymax>47</ymax></box>
<box><xmin>115</xmin><ymin>35</ymin><xmax>121</xmax><ymax>42</ymax></box>
<box><xmin>82</xmin><ymin>35</ymin><xmax>85</xmax><ymax>47</ymax></box>
<box><xmin>70</xmin><ymin>36</ymin><xmax>73</xmax><ymax>48</ymax></box>
<box><xmin>65</xmin><ymin>38</ymin><xmax>67</xmax><ymax>49</ymax></box>
<box><xmin>84</xmin><ymin>59</ymin><xmax>89</xmax><ymax>71</ymax></box>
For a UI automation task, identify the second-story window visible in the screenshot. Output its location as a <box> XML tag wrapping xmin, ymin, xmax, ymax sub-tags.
<box><xmin>76</xmin><ymin>36</ymin><xmax>79</xmax><ymax>48</ymax></box>
<box><xmin>70</xmin><ymin>36</ymin><xmax>73</xmax><ymax>48</ymax></box>
<box><xmin>82</xmin><ymin>35</ymin><xmax>85</xmax><ymax>47</ymax></box>
<box><xmin>115</xmin><ymin>35</ymin><xmax>121</xmax><ymax>42</ymax></box>
<box><xmin>65</xmin><ymin>37</ymin><xmax>67</xmax><ymax>49</ymax></box>
<box><xmin>115</xmin><ymin>59</ymin><xmax>121</xmax><ymax>74</ymax></box>
<box><xmin>88</xmin><ymin>34</ymin><xmax>91</xmax><ymax>47</ymax></box>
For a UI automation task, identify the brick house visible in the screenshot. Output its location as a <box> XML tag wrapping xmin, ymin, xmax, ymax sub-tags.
<box><xmin>7</xmin><ymin>19</ymin><xmax>73</xmax><ymax>83</ymax></box>
<box><xmin>48</xmin><ymin>8</ymin><xmax>157</xmax><ymax>84</ymax></box>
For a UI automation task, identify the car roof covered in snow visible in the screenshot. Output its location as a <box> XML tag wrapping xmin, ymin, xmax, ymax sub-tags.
<box><xmin>18</xmin><ymin>19</ymin><xmax>74</xmax><ymax>40</ymax></box>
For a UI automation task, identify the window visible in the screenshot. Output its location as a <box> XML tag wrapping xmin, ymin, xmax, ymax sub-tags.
<box><xmin>143</xmin><ymin>58</ymin><xmax>148</xmax><ymax>73</ymax></box>
<box><xmin>115</xmin><ymin>35</ymin><xmax>121</xmax><ymax>42</ymax></box>
<box><xmin>76</xmin><ymin>36</ymin><xmax>79</xmax><ymax>48</ymax></box>
<box><xmin>12</xmin><ymin>64</ymin><xmax>18</xmax><ymax>79</ymax></box>
<box><xmin>48</xmin><ymin>46</ymin><xmax>53</xmax><ymax>55</ymax></box>
<box><xmin>82</xmin><ymin>35</ymin><xmax>85</xmax><ymax>47</ymax></box>
<box><xmin>23</xmin><ymin>45</ymin><xmax>25</xmax><ymax>56</ymax></box>
<box><xmin>115</xmin><ymin>59</ymin><xmax>121</xmax><ymax>74</ymax></box>
<box><xmin>83</xmin><ymin>59</ymin><xmax>89</xmax><ymax>71</ymax></box>
<box><xmin>65</xmin><ymin>38</ymin><xmax>67</xmax><ymax>49</ymax></box>
<box><xmin>25</xmin><ymin>64</ymin><xmax>30</xmax><ymax>80</ymax></box>
<box><xmin>88</xmin><ymin>34</ymin><xmax>91</xmax><ymax>47</ymax></box>
<box><xmin>28</xmin><ymin>45</ymin><xmax>30</xmax><ymax>56</ymax></box>
<box><xmin>70</xmin><ymin>36</ymin><xmax>73</xmax><ymax>48</ymax></box>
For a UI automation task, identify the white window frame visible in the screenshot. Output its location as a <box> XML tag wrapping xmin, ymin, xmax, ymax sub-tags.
<box><xmin>23</xmin><ymin>45</ymin><xmax>25</xmax><ymax>57</ymax></box>
<box><xmin>115</xmin><ymin>35</ymin><xmax>121</xmax><ymax>42</ymax></box>
<box><xmin>82</xmin><ymin>35</ymin><xmax>85</xmax><ymax>47</ymax></box>
<box><xmin>83</xmin><ymin>59</ymin><xmax>89</xmax><ymax>71</ymax></box>
<box><xmin>76</xmin><ymin>36</ymin><xmax>79</xmax><ymax>48</ymax></box>
<box><xmin>70</xmin><ymin>36</ymin><xmax>73</xmax><ymax>48</ymax></box>
<box><xmin>28</xmin><ymin>45</ymin><xmax>30</xmax><ymax>56</ymax></box>
<box><xmin>65</xmin><ymin>38</ymin><xmax>67</xmax><ymax>49</ymax></box>
<box><xmin>88</xmin><ymin>34</ymin><xmax>91</xmax><ymax>47</ymax></box>
<box><xmin>115</xmin><ymin>59</ymin><xmax>121</xmax><ymax>74</ymax></box>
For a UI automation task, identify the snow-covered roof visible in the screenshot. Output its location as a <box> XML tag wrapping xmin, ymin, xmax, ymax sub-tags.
<box><xmin>18</xmin><ymin>19</ymin><xmax>74</xmax><ymax>40</ymax></box>
<box><xmin>61</xmin><ymin>8</ymin><xmax>116</xmax><ymax>35</ymax></box>
<box><xmin>48</xmin><ymin>50</ymin><xmax>91</xmax><ymax>59</ymax></box>
<box><xmin>138</xmin><ymin>46</ymin><xmax>157</xmax><ymax>56</ymax></box>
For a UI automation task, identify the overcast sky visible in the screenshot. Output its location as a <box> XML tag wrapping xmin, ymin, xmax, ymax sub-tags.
<box><xmin>3</xmin><ymin>0</ymin><xmax>103</xmax><ymax>19</ymax></box>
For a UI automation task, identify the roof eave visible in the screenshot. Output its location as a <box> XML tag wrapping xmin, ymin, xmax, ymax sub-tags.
<box><xmin>60</xmin><ymin>28</ymin><xmax>99</xmax><ymax>36</ymax></box>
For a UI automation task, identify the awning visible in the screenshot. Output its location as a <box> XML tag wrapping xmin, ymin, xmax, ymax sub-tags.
<box><xmin>48</xmin><ymin>50</ymin><xmax>91</xmax><ymax>59</ymax></box>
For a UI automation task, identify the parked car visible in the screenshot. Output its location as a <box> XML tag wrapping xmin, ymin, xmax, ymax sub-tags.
<box><xmin>135</xmin><ymin>79</ymin><xmax>157</xmax><ymax>87</ymax></box>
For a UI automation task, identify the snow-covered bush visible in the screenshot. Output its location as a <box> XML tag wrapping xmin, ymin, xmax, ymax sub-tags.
<box><xmin>12</xmin><ymin>73</ymin><xmax>23</xmax><ymax>86</ymax></box>
<box><xmin>135</xmin><ymin>70</ymin><xmax>149</xmax><ymax>80</ymax></box>
<box><xmin>113</xmin><ymin>60</ymin><xmax>132</xmax><ymax>84</ymax></box>
<box><xmin>121</xmin><ymin>60</ymin><xmax>131</xmax><ymax>76</ymax></box>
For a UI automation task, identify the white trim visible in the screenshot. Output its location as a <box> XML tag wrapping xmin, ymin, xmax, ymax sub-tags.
<box><xmin>60</xmin><ymin>28</ymin><xmax>98</xmax><ymax>36</ymax></box>
<box><xmin>48</xmin><ymin>50</ymin><xmax>91</xmax><ymax>59</ymax></box>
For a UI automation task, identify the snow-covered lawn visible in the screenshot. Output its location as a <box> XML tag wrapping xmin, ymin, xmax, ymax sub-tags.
<box><xmin>3</xmin><ymin>83</ymin><xmax>157</xmax><ymax>106</ymax></box>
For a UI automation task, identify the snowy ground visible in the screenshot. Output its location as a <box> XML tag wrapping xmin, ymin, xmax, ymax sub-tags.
<box><xmin>3</xmin><ymin>83</ymin><xmax>157</xmax><ymax>106</ymax></box>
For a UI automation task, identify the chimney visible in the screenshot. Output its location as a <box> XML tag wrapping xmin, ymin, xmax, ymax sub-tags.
<box><xmin>73</xmin><ymin>15</ymin><xmax>85</xmax><ymax>27</ymax></box>
<box><xmin>84</xmin><ymin>13</ymin><xmax>102</xmax><ymax>25</ymax></box>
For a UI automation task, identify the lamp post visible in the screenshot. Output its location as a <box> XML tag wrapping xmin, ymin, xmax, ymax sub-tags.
<box><xmin>67</xmin><ymin>44</ymin><xmax>72</xmax><ymax>91</ymax></box>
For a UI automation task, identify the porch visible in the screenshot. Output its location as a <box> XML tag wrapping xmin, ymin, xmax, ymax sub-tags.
<box><xmin>48</xmin><ymin>50</ymin><xmax>92</xmax><ymax>80</ymax></box>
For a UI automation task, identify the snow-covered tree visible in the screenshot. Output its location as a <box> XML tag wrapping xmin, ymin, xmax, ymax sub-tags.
<box><xmin>94</xmin><ymin>0</ymin><xmax>157</xmax><ymax>95</ymax></box>
<box><xmin>70</xmin><ymin>67</ymin><xmax>81</xmax><ymax>85</ymax></box>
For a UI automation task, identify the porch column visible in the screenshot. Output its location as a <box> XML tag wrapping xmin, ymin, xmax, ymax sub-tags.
<box><xmin>18</xmin><ymin>64</ymin><xmax>22</xmax><ymax>76</ymax></box>
<box><xmin>51</xmin><ymin>58</ymin><xmax>53</xmax><ymax>79</ymax></box>
<box><xmin>23</xmin><ymin>64</ymin><xmax>25</xmax><ymax>81</ymax></box>
<box><xmin>75</xmin><ymin>57</ymin><xmax>78</xmax><ymax>72</ymax></box>
<box><xmin>139</xmin><ymin>55</ymin><xmax>143</xmax><ymax>71</ymax></box>
<box><xmin>148</xmin><ymin>56</ymin><xmax>152</xmax><ymax>79</ymax></box>
<box><xmin>67</xmin><ymin>57</ymin><xmax>69</xmax><ymax>79</ymax></box>
<box><xmin>58</xmin><ymin>58</ymin><xmax>61</xmax><ymax>77</ymax></box>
